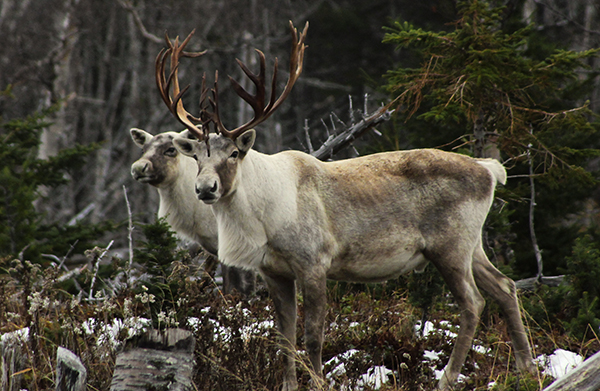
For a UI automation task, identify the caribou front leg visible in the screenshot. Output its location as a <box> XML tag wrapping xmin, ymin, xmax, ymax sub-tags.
<box><xmin>261</xmin><ymin>271</ymin><xmax>299</xmax><ymax>391</ymax></box>
<box><xmin>301</xmin><ymin>269</ymin><xmax>328</xmax><ymax>388</ymax></box>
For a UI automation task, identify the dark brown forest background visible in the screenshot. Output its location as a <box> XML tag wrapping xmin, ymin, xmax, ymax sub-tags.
<box><xmin>1</xmin><ymin>0</ymin><xmax>400</xmax><ymax>235</ymax></box>
<box><xmin>1</xmin><ymin>0</ymin><xmax>599</xmax><ymax>264</ymax></box>
<box><xmin>2</xmin><ymin>1</ymin><xmax>600</xmax><ymax>390</ymax></box>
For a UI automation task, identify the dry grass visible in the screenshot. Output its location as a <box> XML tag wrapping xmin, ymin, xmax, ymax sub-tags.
<box><xmin>1</xmin><ymin>255</ymin><xmax>598</xmax><ymax>391</ymax></box>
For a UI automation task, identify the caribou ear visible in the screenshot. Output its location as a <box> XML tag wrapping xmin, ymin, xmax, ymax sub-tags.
<box><xmin>236</xmin><ymin>129</ymin><xmax>256</xmax><ymax>154</ymax></box>
<box><xmin>173</xmin><ymin>137</ymin><xmax>197</xmax><ymax>157</ymax></box>
<box><xmin>178</xmin><ymin>129</ymin><xmax>196</xmax><ymax>140</ymax></box>
<box><xmin>130</xmin><ymin>128</ymin><xmax>153</xmax><ymax>147</ymax></box>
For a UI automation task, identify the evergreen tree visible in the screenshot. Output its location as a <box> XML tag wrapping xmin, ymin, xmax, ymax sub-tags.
<box><xmin>383</xmin><ymin>0</ymin><xmax>600</xmax><ymax>278</ymax></box>
<box><xmin>0</xmin><ymin>108</ymin><xmax>113</xmax><ymax>264</ymax></box>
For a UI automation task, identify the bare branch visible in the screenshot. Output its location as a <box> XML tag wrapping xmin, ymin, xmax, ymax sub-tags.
<box><xmin>123</xmin><ymin>185</ymin><xmax>134</xmax><ymax>273</ymax></box>
<box><xmin>88</xmin><ymin>240</ymin><xmax>114</xmax><ymax>300</ymax></box>
<box><xmin>527</xmin><ymin>143</ymin><xmax>544</xmax><ymax>282</ymax></box>
<box><xmin>67</xmin><ymin>203</ymin><xmax>96</xmax><ymax>226</ymax></box>
<box><xmin>304</xmin><ymin>119</ymin><xmax>314</xmax><ymax>154</ymax></box>
<box><xmin>311</xmin><ymin>105</ymin><xmax>392</xmax><ymax>161</ymax></box>
<box><xmin>116</xmin><ymin>0</ymin><xmax>162</xmax><ymax>44</ymax></box>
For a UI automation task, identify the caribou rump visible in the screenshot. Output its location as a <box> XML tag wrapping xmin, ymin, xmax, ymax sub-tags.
<box><xmin>156</xmin><ymin>21</ymin><xmax>534</xmax><ymax>391</ymax></box>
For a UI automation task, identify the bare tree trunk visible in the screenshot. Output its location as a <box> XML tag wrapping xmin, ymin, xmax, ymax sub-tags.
<box><xmin>40</xmin><ymin>0</ymin><xmax>78</xmax><ymax>160</ymax></box>
<box><xmin>90</xmin><ymin>5</ymin><xmax>118</xmax><ymax>224</ymax></box>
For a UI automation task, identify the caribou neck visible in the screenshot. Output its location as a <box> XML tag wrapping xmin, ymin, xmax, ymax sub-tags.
<box><xmin>211</xmin><ymin>149</ymin><xmax>299</xmax><ymax>270</ymax></box>
<box><xmin>157</xmin><ymin>157</ymin><xmax>219</xmax><ymax>254</ymax></box>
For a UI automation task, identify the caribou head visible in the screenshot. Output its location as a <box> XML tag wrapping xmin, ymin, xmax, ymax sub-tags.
<box><xmin>130</xmin><ymin>128</ymin><xmax>194</xmax><ymax>187</ymax></box>
<box><xmin>155</xmin><ymin>21</ymin><xmax>307</xmax><ymax>205</ymax></box>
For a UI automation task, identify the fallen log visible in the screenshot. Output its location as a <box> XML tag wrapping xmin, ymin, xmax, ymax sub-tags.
<box><xmin>109</xmin><ymin>328</ymin><xmax>195</xmax><ymax>391</ymax></box>
<box><xmin>515</xmin><ymin>275</ymin><xmax>565</xmax><ymax>291</ymax></box>
<box><xmin>542</xmin><ymin>350</ymin><xmax>600</xmax><ymax>391</ymax></box>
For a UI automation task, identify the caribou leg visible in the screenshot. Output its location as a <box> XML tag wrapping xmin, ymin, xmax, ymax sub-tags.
<box><xmin>472</xmin><ymin>245</ymin><xmax>535</xmax><ymax>373</ymax></box>
<box><xmin>300</xmin><ymin>270</ymin><xmax>328</xmax><ymax>387</ymax></box>
<box><xmin>261</xmin><ymin>271</ymin><xmax>299</xmax><ymax>391</ymax></box>
<box><xmin>428</xmin><ymin>247</ymin><xmax>486</xmax><ymax>391</ymax></box>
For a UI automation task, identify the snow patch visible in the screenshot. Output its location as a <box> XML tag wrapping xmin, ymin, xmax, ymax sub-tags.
<box><xmin>325</xmin><ymin>349</ymin><xmax>392</xmax><ymax>390</ymax></box>
<box><xmin>535</xmin><ymin>349</ymin><xmax>583</xmax><ymax>379</ymax></box>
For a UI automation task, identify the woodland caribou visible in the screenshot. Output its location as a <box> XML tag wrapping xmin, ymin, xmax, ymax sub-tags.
<box><xmin>156</xmin><ymin>21</ymin><xmax>535</xmax><ymax>391</ymax></box>
<box><xmin>130</xmin><ymin>128</ymin><xmax>255</xmax><ymax>296</ymax></box>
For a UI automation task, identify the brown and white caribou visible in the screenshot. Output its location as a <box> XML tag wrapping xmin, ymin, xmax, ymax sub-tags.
<box><xmin>130</xmin><ymin>128</ymin><xmax>255</xmax><ymax>296</ymax></box>
<box><xmin>157</xmin><ymin>21</ymin><xmax>535</xmax><ymax>390</ymax></box>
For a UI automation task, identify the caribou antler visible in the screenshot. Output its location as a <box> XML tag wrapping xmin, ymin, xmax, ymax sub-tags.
<box><xmin>155</xmin><ymin>30</ymin><xmax>209</xmax><ymax>141</ymax></box>
<box><xmin>208</xmin><ymin>21</ymin><xmax>308</xmax><ymax>140</ymax></box>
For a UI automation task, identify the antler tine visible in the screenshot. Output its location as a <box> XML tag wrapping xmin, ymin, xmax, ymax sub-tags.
<box><xmin>210</xmin><ymin>20</ymin><xmax>308</xmax><ymax>140</ymax></box>
<box><xmin>266</xmin><ymin>20</ymin><xmax>308</xmax><ymax>113</ymax></box>
<box><xmin>155</xmin><ymin>29</ymin><xmax>208</xmax><ymax>141</ymax></box>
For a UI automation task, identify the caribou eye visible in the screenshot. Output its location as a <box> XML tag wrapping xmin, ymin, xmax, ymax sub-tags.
<box><xmin>164</xmin><ymin>147</ymin><xmax>177</xmax><ymax>156</ymax></box>
<box><xmin>229</xmin><ymin>150</ymin><xmax>239</xmax><ymax>159</ymax></box>
<box><xmin>193</xmin><ymin>154</ymin><xmax>198</xmax><ymax>161</ymax></box>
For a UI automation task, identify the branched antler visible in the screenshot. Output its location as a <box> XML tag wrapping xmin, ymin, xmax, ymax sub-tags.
<box><xmin>206</xmin><ymin>21</ymin><xmax>308</xmax><ymax>140</ymax></box>
<box><xmin>155</xmin><ymin>30</ymin><xmax>208</xmax><ymax>140</ymax></box>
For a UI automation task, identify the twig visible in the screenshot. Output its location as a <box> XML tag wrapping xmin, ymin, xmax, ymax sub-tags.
<box><xmin>527</xmin><ymin>144</ymin><xmax>543</xmax><ymax>282</ymax></box>
<box><xmin>123</xmin><ymin>186</ymin><xmax>134</xmax><ymax>272</ymax></box>
<box><xmin>320</xmin><ymin>118</ymin><xmax>331</xmax><ymax>137</ymax></box>
<box><xmin>88</xmin><ymin>240</ymin><xmax>114</xmax><ymax>300</ymax></box>
<box><xmin>57</xmin><ymin>265</ymin><xmax>88</xmax><ymax>283</ymax></box>
<box><xmin>304</xmin><ymin>119</ymin><xmax>314</xmax><ymax>154</ymax></box>
<box><xmin>58</xmin><ymin>240</ymin><xmax>79</xmax><ymax>270</ymax></box>
<box><xmin>67</xmin><ymin>203</ymin><xmax>96</xmax><ymax>226</ymax></box>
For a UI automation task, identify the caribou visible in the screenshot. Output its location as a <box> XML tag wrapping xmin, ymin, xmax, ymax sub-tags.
<box><xmin>130</xmin><ymin>128</ymin><xmax>255</xmax><ymax>296</ymax></box>
<box><xmin>157</xmin><ymin>21</ymin><xmax>535</xmax><ymax>390</ymax></box>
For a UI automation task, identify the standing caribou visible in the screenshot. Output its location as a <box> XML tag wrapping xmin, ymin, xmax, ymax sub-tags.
<box><xmin>157</xmin><ymin>21</ymin><xmax>535</xmax><ymax>391</ymax></box>
<box><xmin>130</xmin><ymin>128</ymin><xmax>255</xmax><ymax>296</ymax></box>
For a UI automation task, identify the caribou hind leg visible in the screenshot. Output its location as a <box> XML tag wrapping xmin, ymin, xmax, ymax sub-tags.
<box><xmin>428</xmin><ymin>247</ymin><xmax>486</xmax><ymax>391</ymax></box>
<box><xmin>472</xmin><ymin>245</ymin><xmax>535</xmax><ymax>373</ymax></box>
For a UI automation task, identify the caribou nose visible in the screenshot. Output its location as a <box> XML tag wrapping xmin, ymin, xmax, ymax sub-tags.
<box><xmin>195</xmin><ymin>181</ymin><xmax>219</xmax><ymax>203</ymax></box>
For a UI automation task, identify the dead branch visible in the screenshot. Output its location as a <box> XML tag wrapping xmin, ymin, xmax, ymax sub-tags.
<box><xmin>311</xmin><ymin>104</ymin><xmax>392</xmax><ymax>161</ymax></box>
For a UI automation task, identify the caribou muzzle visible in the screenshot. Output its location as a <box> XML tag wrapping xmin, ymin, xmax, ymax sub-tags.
<box><xmin>195</xmin><ymin>181</ymin><xmax>219</xmax><ymax>204</ymax></box>
<box><xmin>131</xmin><ymin>160</ymin><xmax>156</xmax><ymax>183</ymax></box>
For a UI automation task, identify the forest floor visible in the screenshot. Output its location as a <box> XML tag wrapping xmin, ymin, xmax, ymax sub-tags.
<box><xmin>1</xmin><ymin>256</ymin><xmax>598</xmax><ymax>391</ymax></box>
